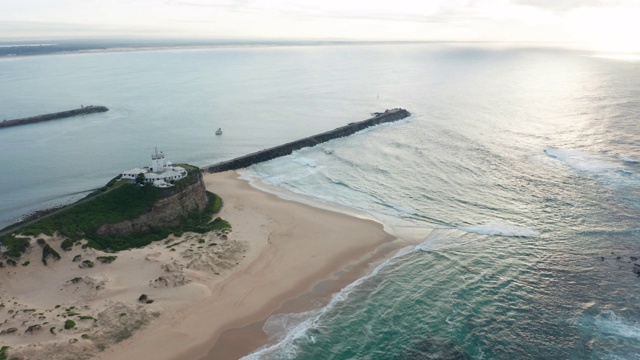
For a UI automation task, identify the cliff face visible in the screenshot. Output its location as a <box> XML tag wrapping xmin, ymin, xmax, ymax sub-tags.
<box><xmin>97</xmin><ymin>173</ymin><xmax>209</xmax><ymax>236</ymax></box>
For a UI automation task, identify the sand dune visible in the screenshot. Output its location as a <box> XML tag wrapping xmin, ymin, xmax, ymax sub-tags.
<box><xmin>0</xmin><ymin>171</ymin><xmax>400</xmax><ymax>360</ymax></box>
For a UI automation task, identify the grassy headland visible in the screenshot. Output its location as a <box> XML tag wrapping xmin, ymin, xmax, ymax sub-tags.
<box><xmin>0</xmin><ymin>166</ymin><xmax>230</xmax><ymax>257</ymax></box>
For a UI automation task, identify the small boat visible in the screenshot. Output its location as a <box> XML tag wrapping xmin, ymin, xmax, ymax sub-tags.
<box><xmin>215</xmin><ymin>128</ymin><xmax>222</xmax><ymax>135</ymax></box>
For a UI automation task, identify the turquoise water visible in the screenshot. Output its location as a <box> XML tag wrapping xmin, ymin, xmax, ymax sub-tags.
<box><xmin>1</xmin><ymin>44</ymin><xmax>640</xmax><ymax>359</ymax></box>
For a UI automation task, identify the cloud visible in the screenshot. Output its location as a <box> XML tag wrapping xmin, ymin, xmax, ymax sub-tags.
<box><xmin>514</xmin><ymin>0</ymin><xmax>640</xmax><ymax>12</ymax></box>
<box><xmin>164</xmin><ymin>0</ymin><xmax>483</xmax><ymax>26</ymax></box>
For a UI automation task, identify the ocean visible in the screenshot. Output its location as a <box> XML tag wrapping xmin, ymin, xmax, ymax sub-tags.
<box><xmin>1</xmin><ymin>43</ymin><xmax>639</xmax><ymax>359</ymax></box>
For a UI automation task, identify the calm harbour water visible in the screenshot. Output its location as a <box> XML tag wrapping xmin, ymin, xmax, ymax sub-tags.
<box><xmin>1</xmin><ymin>43</ymin><xmax>639</xmax><ymax>359</ymax></box>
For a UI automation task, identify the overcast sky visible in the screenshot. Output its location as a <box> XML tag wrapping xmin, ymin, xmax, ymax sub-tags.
<box><xmin>2</xmin><ymin>0</ymin><xmax>640</xmax><ymax>51</ymax></box>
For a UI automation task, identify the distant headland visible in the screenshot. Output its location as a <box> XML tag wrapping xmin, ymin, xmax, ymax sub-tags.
<box><xmin>1</xmin><ymin>105</ymin><xmax>109</xmax><ymax>129</ymax></box>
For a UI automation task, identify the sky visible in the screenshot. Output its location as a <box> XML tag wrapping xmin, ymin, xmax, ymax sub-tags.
<box><xmin>2</xmin><ymin>0</ymin><xmax>640</xmax><ymax>52</ymax></box>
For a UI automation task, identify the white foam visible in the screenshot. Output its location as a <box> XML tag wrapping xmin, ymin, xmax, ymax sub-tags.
<box><xmin>290</xmin><ymin>155</ymin><xmax>318</xmax><ymax>168</ymax></box>
<box><xmin>595</xmin><ymin>310</ymin><xmax>640</xmax><ymax>339</ymax></box>
<box><xmin>388</xmin><ymin>203</ymin><xmax>416</xmax><ymax>215</ymax></box>
<box><xmin>458</xmin><ymin>221</ymin><xmax>540</xmax><ymax>237</ymax></box>
<box><xmin>544</xmin><ymin>147</ymin><xmax>617</xmax><ymax>172</ymax></box>
<box><xmin>416</xmin><ymin>233</ymin><xmax>459</xmax><ymax>252</ymax></box>
<box><xmin>262</xmin><ymin>310</ymin><xmax>323</xmax><ymax>342</ymax></box>
<box><xmin>241</xmin><ymin>245</ymin><xmax>416</xmax><ymax>359</ymax></box>
<box><xmin>623</xmin><ymin>157</ymin><xmax>639</xmax><ymax>164</ymax></box>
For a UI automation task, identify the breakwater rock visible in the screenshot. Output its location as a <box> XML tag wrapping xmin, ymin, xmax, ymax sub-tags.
<box><xmin>206</xmin><ymin>108</ymin><xmax>410</xmax><ymax>173</ymax></box>
<box><xmin>1</xmin><ymin>105</ymin><xmax>109</xmax><ymax>129</ymax></box>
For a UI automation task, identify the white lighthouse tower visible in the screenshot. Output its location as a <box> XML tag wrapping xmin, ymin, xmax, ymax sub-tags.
<box><xmin>150</xmin><ymin>147</ymin><xmax>165</xmax><ymax>173</ymax></box>
<box><xmin>121</xmin><ymin>148</ymin><xmax>188</xmax><ymax>188</ymax></box>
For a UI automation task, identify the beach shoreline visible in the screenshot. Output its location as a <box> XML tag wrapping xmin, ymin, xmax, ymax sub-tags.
<box><xmin>96</xmin><ymin>170</ymin><xmax>401</xmax><ymax>360</ymax></box>
<box><xmin>90</xmin><ymin>171</ymin><xmax>401</xmax><ymax>360</ymax></box>
<box><xmin>209</xmin><ymin>239</ymin><xmax>402</xmax><ymax>359</ymax></box>
<box><xmin>0</xmin><ymin>170</ymin><xmax>402</xmax><ymax>359</ymax></box>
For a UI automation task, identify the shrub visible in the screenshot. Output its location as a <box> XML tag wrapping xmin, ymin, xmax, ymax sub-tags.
<box><xmin>96</xmin><ymin>256</ymin><xmax>117</xmax><ymax>264</ymax></box>
<box><xmin>64</xmin><ymin>320</ymin><xmax>76</xmax><ymax>329</ymax></box>
<box><xmin>42</xmin><ymin>244</ymin><xmax>61</xmax><ymax>265</ymax></box>
<box><xmin>7</xmin><ymin>173</ymin><xmax>231</xmax><ymax>253</ymax></box>
<box><xmin>60</xmin><ymin>239</ymin><xmax>74</xmax><ymax>251</ymax></box>
<box><xmin>22</xmin><ymin>261</ymin><xmax>30</xmax><ymax>266</ymax></box>
<box><xmin>0</xmin><ymin>235</ymin><xmax>30</xmax><ymax>258</ymax></box>
<box><xmin>36</xmin><ymin>238</ymin><xmax>46</xmax><ymax>246</ymax></box>
<box><xmin>6</xmin><ymin>259</ymin><xmax>17</xmax><ymax>266</ymax></box>
<box><xmin>0</xmin><ymin>346</ymin><xmax>9</xmax><ymax>360</ymax></box>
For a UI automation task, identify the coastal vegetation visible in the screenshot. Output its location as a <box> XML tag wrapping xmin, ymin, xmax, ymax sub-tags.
<box><xmin>1</xmin><ymin>235</ymin><xmax>30</xmax><ymax>258</ymax></box>
<box><xmin>96</xmin><ymin>256</ymin><xmax>117</xmax><ymax>264</ymax></box>
<box><xmin>0</xmin><ymin>346</ymin><xmax>9</xmax><ymax>360</ymax></box>
<box><xmin>64</xmin><ymin>320</ymin><xmax>76</xmax><ymax>330</ymax></box>
<box><xmin>0</xmin><ymin>165</ymin><xmax>230</xmax><ymax>256</ymax></box>
<box><xmin>41</xmin><ymin>243</ymin><xmax>61</xmax><ymax>265</ymax></box>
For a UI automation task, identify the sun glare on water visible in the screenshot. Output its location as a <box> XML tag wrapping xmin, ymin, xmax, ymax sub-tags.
<box><xmin>569</xmin><ymin>6</ymin><xmax>640</xmax><ymax>60</ymax></box>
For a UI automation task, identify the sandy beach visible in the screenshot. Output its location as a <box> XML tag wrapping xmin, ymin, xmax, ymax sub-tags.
<box><xmin>0</xmin><ymin>171</ymin><xmax>401</xmax><ymax>360</ymax></box>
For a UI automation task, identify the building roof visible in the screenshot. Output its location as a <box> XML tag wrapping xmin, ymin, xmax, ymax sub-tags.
<box><xmin>145</xmin><ymin>168</ymin><xmax>184</xmax><ymax>180</ymax></box>
<box><xmin>122</xmin><ymin>167</ymin><xmax>148</xmax><ymax>175</ymax></box>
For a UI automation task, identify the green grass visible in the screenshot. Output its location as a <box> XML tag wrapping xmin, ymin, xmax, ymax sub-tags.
<box><xmin>42</xmin><ymin>243</ymin><xmax>61</xmax><ymax>265</ymax></box>
<box><xmin>19</xmin><ymin>184</ymin><xmax>164</xmax><ymax>241</ymax></box>
<box><xmin>1</xmin><ymin>235</ymin><xmax>30</xmax><ymax>258</ymax></box>
<box><xmin>82</xmin><ymin>192</ymin><xmax>229</xmax><ymax>252</ymax></box>
<box><xmin>0</xmin><ymin>346</ymin><xmax>8</xmax><ymax>360</ymax></box>
<box><xmin>1</xmin><ymin>168</ymin><xmax>231</xmax><ymax>254</ymax></box>
<box><xmin>84</xmin><ymin>175</ymin><xmax>125</xmax><ymax>198</ymax></box>
<box><xmin>96</xmin><ymin>256</ymin><xmax>117</xmax><ymax>264</ymax></box>
<box><xmin>60</xmin><ymin>239</ymin><xmax>74</xmax><ymax>251</ymax></box>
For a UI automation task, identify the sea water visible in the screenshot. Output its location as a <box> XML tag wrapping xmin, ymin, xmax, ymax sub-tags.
<box><xmin>1</xmin><ymin>44</ymin><xmax>639</xmax><ymax>359</ymax></box>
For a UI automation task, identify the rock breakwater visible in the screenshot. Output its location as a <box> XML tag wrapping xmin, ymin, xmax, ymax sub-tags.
<box><xmin>1</xmin><ymin>105</ymin><xmax>109</xmax><ymax>129</ymax></box>
<box><xmin>206</xmin><ymin>108</ymin><xmax>410</xmax><ymax>172</ymax></box>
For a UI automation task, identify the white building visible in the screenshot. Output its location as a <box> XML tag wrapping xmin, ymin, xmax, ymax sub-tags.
<box><xmin>121</xmin><ymin>149</ymin><xmax>187</xmax><ymax>188</ymax></box>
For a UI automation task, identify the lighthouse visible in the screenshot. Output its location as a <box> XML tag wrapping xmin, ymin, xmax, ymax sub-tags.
<box><xmin>121</xmin><ymin>148</ymin><xmax>188</xmax><ymax>188</ymax></box>
<box><xmin>150</xmin><ymin>148</ymin><xmax>165</xmax><ymax>173</ymax></box>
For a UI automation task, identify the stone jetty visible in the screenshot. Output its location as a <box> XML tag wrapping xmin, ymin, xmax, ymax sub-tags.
<box><xmin>206</xmin><ymin>108</ymin><xmax>411</xmax><ymax>173</ymax></box>
<box><xmin>0</xmin><ymin>105</ymin><xmax>109</xmax><ymax>129</ymax></box>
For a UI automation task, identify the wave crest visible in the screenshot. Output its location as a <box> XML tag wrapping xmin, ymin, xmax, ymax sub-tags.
<box><xmin>458</xmin><ymin>221</ymin><xmax>540</xmax><ymax>237</ymax></box>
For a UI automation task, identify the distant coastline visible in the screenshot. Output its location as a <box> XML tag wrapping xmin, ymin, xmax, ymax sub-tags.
<box><xmin>0</xmin><ymin>40</ymin><xmax>434</xmax><ymax>59</ymax></box>
<box><xmin>0</xmin><ymin>105</ymin><xmax>108</xmax><ymax>129</ymax></box>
